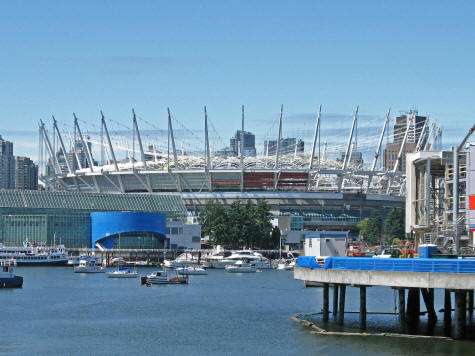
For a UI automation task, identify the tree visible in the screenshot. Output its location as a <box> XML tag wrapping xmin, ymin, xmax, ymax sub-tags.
<box><xmin>198</xmin><ymin>201</ymin><xmax>229</xmax><ymax>246</ymax></box>
<box><xmin>368</xmin><ymin>210</ymin><xmax>383</xmax><ymax>245</ymax></box>
<box><xmin>384</xmin><ymin>207</ymin><xmax>405</xmax><ymax>241</ymax></box>
<box><xmin>270</xmin><ymin>226</ymin><xmax>281</xmax><ymax>250</ymax></box>
<box><xmin>357</xmin><ymin>211</ymin><xmax>383</xmax><ymax>245</ymax></box>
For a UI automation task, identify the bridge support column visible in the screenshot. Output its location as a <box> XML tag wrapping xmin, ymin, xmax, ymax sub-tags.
<box><xmin>359</xmin><ymin>285</ymin><xmax>366</xmax><ymax>330</ymax></box>
<box><xmin>421</xmin><ymin>288</ymin><xmax>437</xmax><ymax>324</ymax></box>
<box><xmin>454</xmin><ymin>290</ymin><xmax>467</xmax><ymax>339</ymax></box>
<box><xmin>398</xmin><ymin>288</ymin><xmax>406</xmax><ymax>333</ymax></box>
<box><xmin>337</xmin><ymin>284</ymin><xmax>346</xmax><ymax>325</ymax></box>
<box><xmin>323</xmin><ymin>283</ymin><xmax>329</xmax><ymax>322</ymax></box>
<box><xmin>333</xmin><ymin>284</ymin><xmax>339</xmax><ymax>319</ymax></box>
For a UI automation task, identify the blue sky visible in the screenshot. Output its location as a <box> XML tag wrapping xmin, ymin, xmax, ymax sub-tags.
<box><xmin>0</xmin><ymin>1</ymin><xmax>474</xmax><ymax>161</ymax></box>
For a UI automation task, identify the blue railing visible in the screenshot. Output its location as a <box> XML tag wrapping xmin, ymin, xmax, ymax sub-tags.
<box><xmin>297</xmin><ymin>256</ymin><xmax>475</xmax><ymax>274</ymax></box>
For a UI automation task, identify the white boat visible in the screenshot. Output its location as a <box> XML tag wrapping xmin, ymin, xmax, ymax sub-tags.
<box><xmin>141</xmin><ymin>270</ymin><xmax>188</xmax><ymax>285</ymax></box>
<box><xmin>0</xmin><ymin>241</ymin><xmax>68</xmax><ymax>266</ymax></box>
<box><xmin>163</xmin><ymin>252</ymin><xmax>200</xmax><ymax>268</ymax></box>
<box><xmin>106</xmin><ymin>266</ymin><xmax>138</xmax><ymax>278</ymax></box>
<box><xmin>176</xmin><ymin>266</ymin><xmax>207</xmax><ymax>275</ymax></box>
<box><xmin>225</xmin><ymin>260</ymin><xmax>257</xmax><ymax>273</ymax></box>
<box><xmin>215</xmin><ymin>250</ymin><xmax>271</xmax><ymax>269</ymax></box>
<box><xmin>276</xmin><ymin>259</ymin><xmax>296</xmax><ymax>270</ymax></box>
<box><xmin>74</xmin><ymin>256</ymin><xmax>105</xmax><ymax>273</ymax></box>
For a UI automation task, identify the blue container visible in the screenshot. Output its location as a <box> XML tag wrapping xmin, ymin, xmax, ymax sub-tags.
<box><xmin>418</xmin><ymin>244</ymin><xmax>438</xmax><ymax>258</ymax></box>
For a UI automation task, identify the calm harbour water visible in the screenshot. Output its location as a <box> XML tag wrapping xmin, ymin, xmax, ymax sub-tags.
<box><xmin>1</xmin><ymin>267</ymin><xmax>473</xmax><ymax>355</ymax></box>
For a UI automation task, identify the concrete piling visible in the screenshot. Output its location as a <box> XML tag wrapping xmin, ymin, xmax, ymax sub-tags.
<box><xmin>421</xmin><ymin>288</ymin><xmax>437</xmax><ymax>324</ymax></box>
<box><xmin>333</xmin><ymin>284</ymin><xmax>339</xmax><ymax>319</ymax></box>
<box><xmin>406</xmin><ymin>288</ymin><xmax>420</xmax><ymax>332</ymax></box>
<box><xmin>454</xmin><ymin>290</ymin><xmax>467</xmax><ymax>339</ymax></box>
<box><xmin>398</xmin><ymin>288</ymin><xmax>406</xmax><ymax>333</ymax></box>
<box><xmin>337</xmin><ymin>284</ymin><xmax>346</xmax><ymax>325</ymax></box>
<box><xmin>323</xmin><ymin>283</ymin><xmax>329</xmax><ymax>322</ymax></box>
<box><xmin>444</xmin><ymin>289</ymin><xmax>452</xmax><ymax>335</ymax></box>
<box><xmin>467</xmin><ymin>290</ymin><xmax>474</xmax><ymax>322</ymax></box>
<box><xmin>359</xmin><ymin>286</ymin><xmax>367</xmax><ymax>330</ymax></box>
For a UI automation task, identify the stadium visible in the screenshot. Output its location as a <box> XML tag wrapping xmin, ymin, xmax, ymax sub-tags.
<box><xmin>35</xmin><ymin>106</ymin><xmax>438</xmax><ymax>237</ymax></box>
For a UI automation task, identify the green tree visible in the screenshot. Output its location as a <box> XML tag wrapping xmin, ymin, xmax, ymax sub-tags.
<box><xmin>270</xmin><ymin>226</ymin><xmax>281</xmax><ymax>250</ymax></box>
<box><xmin>357</xmin><ymin>211</ymin><xmax>383</xmax><ymax>245</ymax></box>
<box><xmin>384</xmin><ymin>207</ymin><xmax>405</xmax><ymax>241</ymax></box>
<box><xmin>198</xmin><ymin>201</ymin><xmax>229</xmax><ymax>246</ymax></box>
<box><xmin>254</xmin><ymin>200</ymin><xmax>273</xmax><ymax>249</ymax></box>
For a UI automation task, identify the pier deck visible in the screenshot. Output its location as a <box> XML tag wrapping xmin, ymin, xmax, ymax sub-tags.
<box><xmin>294</xmin><ymin>256</ymin><xmax>475</xmax><ymax>339</ymax></box>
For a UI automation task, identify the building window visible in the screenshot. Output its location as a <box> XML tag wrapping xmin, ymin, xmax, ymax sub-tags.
<box><xmin>192</xmin><ymin>236</ymin><xmax>200</xmax><ymax>243</ymax></box>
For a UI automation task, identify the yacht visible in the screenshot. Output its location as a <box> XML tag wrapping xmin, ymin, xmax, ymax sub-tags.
<box><xmin>214</xmin><ymin>250</ymin><xmax>271</xmax><ymax>269</ymax></box>
<box><xmin>225</xmin><ymin>260</ymin><xmax>257</xmax><ymax>273</ymax></box>
<box><xmin>0</xmin><ymin>241</ymin><xmax>68</xmax><ymax>266</ymax></box>
<box><xmin>0</xmin><ymin>259</ymin><xmax>23</xmax><ymax>288</ymax></box>
<box><xmin>74</xmin><ymin>256</ymin><xmax>105</xmax><ymax>273</ymax></box>
<box><xmin>176</xmin><ymin>266</ymin><xmax>207</xmax><ymax>275</ymax></box>
<box><xmin>163</xmin><ymin>252</ymin><xmax>200</xmax><ymax>268</ymax></box>
<box><xmin>106</xmin><ymin>266</ymin><xmax>138</xmax><ymax>278</ymax></box>
<box><xmin>141</xmin><ymin>270</ymin><xmax>188</xmax><ymax>285</ymax></box>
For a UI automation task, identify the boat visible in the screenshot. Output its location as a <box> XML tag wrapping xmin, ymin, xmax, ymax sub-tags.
<box><xmin>276</xmin><ymin>260</ymin><xmax>295</xmax><ymax>270</ymax></box>
<box><xmin>106</xmin><ymin>266</ymin><xmax>138</xmax><ymax>278</ymax></box>
<box><xmin>0</xmin><ymin>259</ymin><xmax>23</xmax><ymax>288</ymax></box>
<box><xmin>141</xmin><ymin>270</ymin><xmax>188</xmax><ymax>285</ymax></box>
<box><xmin>213</xmin><ymin>250</ymin><xmax>271</xmax><ymax>269</ymax></box>
<box><xmin>225</xmin><ymin>260</ymin><xmax>257</xmax><ymax>273</ymax></box>
<box><xmin>163</xmin><ymin>252</ymin><xmax>200</xmax><ymax>268</ymax></box>
<box><xmin>176</xmin><ymin>266</ymin><xmax>207</xmax><ymax>275</ymax></box>
<box><xmin>0</xmin><ymin>241</ymin><xmax>68</xmax><ymax>266</ymax></box>
<box><xmin>74</xmin><ymin>256</ymin><xmax>105</xmax><ymax>273</ymax></box>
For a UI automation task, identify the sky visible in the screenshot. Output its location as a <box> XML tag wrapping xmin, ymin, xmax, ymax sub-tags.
<box><xmin>0</xmin><ymin>1</ymin><xmax>474</xmax><ymax>162</ymax></box>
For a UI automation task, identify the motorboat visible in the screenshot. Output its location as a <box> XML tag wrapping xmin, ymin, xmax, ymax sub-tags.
<box><xmin>215</xmin><ymin>250</ymin><xmax>271</xmax><ymax>269</ymax></box>
<box><xmin>0</xmin><ymin>241</ymin><xmax>68</xmax><ymax>266</ymax></box>
<box><xmin>163</xmin><ymin>252</ymin><xmax>200</xmax><ymax>268</ymax></box>
<box><xmin>176</xmin><ymin>266</ymin><xmax>207</xmax><ymax>275</ymax></box>
<box><xmin>276</xmin><ymin>259</ymin><xmax>296</xmax><ymax>270</ymax></box>
<box><xmin>74</xmin><ymin>256</ymin><xmax>105</xmax><ymax>273</ymax></box>
<box><xmin>225</xmin><ymin>260</ymin><xmax>257</xmax><ymax>273</ymax></box>
<box><xmin>0</xmin><ymin>259</ymin><xmax>23</xmax><ymax>288</ymax></box>
<box><xmin>106</xmin><ymin>266</ymin><xmax>138</xmax><ymax>278</ymax></box>
<box><xmin>141</xmin><ymin>270</ymin><xmax>188</xmax><ymax>285</ymax></box>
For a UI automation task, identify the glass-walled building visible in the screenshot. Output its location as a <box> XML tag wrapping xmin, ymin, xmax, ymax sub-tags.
<box><xmin>0</xmin><ymin>190</ymin><xmax>187</xmax><ymax>248</ymax></box>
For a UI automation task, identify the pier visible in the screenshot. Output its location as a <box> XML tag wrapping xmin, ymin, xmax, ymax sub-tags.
<box><xmin>295</xmin><ymin>257</ymin><xmax>475</xmax><ymax>339</ymax></box>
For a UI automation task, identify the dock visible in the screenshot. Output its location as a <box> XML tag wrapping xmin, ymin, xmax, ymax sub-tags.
<box><xmin>294</xmin><ymin>256</ymin><xmax>475</xmax><ymax>339</ymax></box>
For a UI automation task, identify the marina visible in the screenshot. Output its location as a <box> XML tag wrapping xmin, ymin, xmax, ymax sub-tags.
<box><xmin>1</xmin><ymin>266</ymin><xmax>474</xmax><ymax>355</ymax></box>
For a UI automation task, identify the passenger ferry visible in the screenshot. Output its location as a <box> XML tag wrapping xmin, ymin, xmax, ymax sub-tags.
<box><xmin>0</xmin><ymin>241</ymin><xmax>68</xmax><ymax>266</ymax></box>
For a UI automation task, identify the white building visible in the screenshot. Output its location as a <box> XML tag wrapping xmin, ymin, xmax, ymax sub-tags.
<box><xmin>304</xmin><ymin>231</ymin><xmax>348</xmax><ymax>257</ymax></box>
<box><xmin>166</xmin><ymin>221</ymin><xmax>201</xmax><ymax>249</ymax></box>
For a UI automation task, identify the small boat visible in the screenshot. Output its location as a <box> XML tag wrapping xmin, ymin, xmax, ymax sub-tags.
<box><xmin>0</xmin><ymin>259</ymin><xmax>23</xmax><ymax>288</ymax></box>
<box><xmin>176</xmin><ymin>266</ymin><xmax>207</xmax><ymax>275</ymax></box>
<box><xmin>141</xmin><ymin>270</ymin><xmax>188</xmax><ymax>285</ymax></box>
<box><xmin>74</xmin><ymin>256</ymin><xmax>105</xmax><ymax>273</ymax></box>
<box><xmin>276</xmin><ymin>259</ymin><xmax>296</xmax><ymax>270</ymax></box>
<box><xmin>106</xmin><ymin>266</ymin><xmax>138</xmax><ymax>278</ymax></box>
<box><xmin>225</xmin><ymin>260</ymin><xmax>257</xmax><ymax>273</ymax></box>
<box><xmin>215</xmin><ymin>250</ymin><xmax>272</xmax><ymax>269</ymax></box>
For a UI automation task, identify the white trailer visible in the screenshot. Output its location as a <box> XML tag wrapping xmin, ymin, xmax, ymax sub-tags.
<box><xmin>304</xmin><ymin>231</ymin><xmax>348</xmax><ymax>257</ymax></box>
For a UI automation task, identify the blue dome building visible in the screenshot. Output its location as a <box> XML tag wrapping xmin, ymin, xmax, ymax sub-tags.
<box><xmin>91</xmin><ymin>212</ymin><xmax>167</xmax><ymax>249</ymax></box>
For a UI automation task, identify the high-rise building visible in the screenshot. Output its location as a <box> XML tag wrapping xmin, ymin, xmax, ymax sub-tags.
<box><xmin>264</xmin><ymin>138</ymin><xmax>304</xmax><ymax>156</ymax></box>
<box><xmin>393</xmin><ymin>110</ymin><xmax>428</xmax><ymax>144</ymax></box>
<box><xmin>383</xmin><ymin>110</ymin><xmax>429</xmax><ymax>173</ymax></box>
<box><xmin>230</xmin><ymin>130</ymin><xmax>256</xmax><ymax>157</ymax></box>
<box><xmin>0</xmin><ymin>136</ymin><xmax>15</xmax><ymax>189</ymax></box>
<box><xmin>14</xmin><ymin>156</ymin><xmax>38</xmax><ymax>190</ymax></box>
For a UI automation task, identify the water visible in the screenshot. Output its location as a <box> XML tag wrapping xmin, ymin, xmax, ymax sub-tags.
<box><xmin>1</xmin><ymin>267</ymin><xmax>473</xmax><ymax>355</ymax></box>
